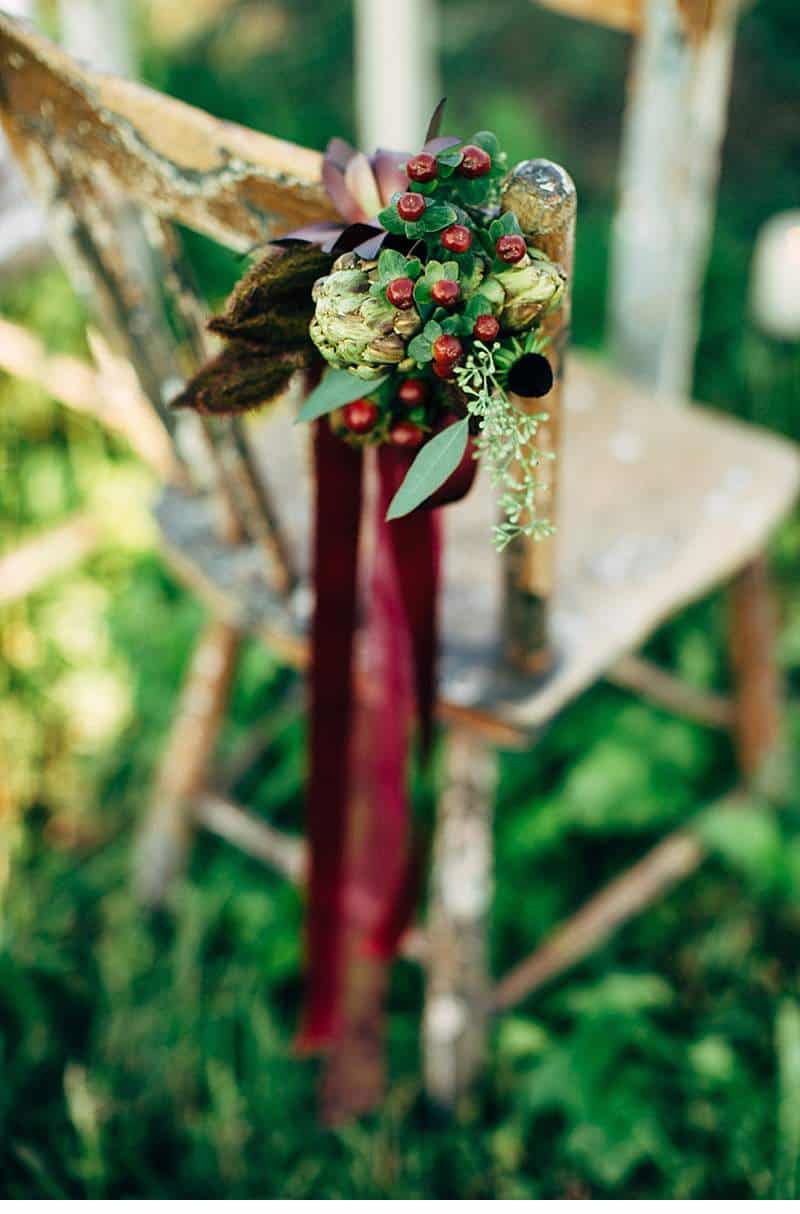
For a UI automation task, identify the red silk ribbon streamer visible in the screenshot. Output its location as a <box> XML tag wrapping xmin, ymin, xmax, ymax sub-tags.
<box><xmin>299</xmin><ymin>424</ymin><xmax>477</xmax><ymax>1052</ymax></box>
<box><xmin>297</xmin><ymin>420</ymin><xmax>363</xmax><ymax>1051</ymax></box>
<box><xmin>365</xmin><ymin>449</ymin><xmax>441</xmax><ymax>960</ymax></box>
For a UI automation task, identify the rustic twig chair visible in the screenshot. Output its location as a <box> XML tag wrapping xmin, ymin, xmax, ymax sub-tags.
<box><xmin>1</xmin><ymin>5</ymin><xmax>797</xmax><ymax>1122</ymax></box>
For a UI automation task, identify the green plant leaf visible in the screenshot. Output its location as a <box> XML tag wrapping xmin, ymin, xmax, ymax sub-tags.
<box><xmin>437</xmin><ymin>146</ymin><xmax>463</xmax><ymax>170</ymax></box>
<box><xmin>419</xmin><ymin>204</ymin><xmax>457</xmax><ymax>233</ymax></box>
<box><xmin>471</xmin><ymin>130</ymin><xmax>500</xmax><ymax>158</ymax></box>
<box><xmin>296</xmin><ymin>369</ymin><xmax>386</xmax><ymax>423</ymax></box>
<box><xmin>413</xmin><ymin>280</ymin><xmax>433</xmax><ymax>309</ymax></box>
<box><xmin>465</xmin><ymin>292</ymin><xmax>495</xmax><ymax>319</ymax></box>
<box><xmin>458</xmin><ymin>179</ymin><xmax>490</xmax><ymax>206</ymax></box>
<box><xmin>442</xmin><ymin>261</ymin><xmax>460</xmax><ymax>280</ymax></box>
<box><xmin>480</xmin><ymin>277</ymin><xmax>506</xmax><ymax>305</ymax></box>
<box><xmin>490</xmin><ymin>211</ymin><xmax>523</xmax><ymax>240</ymax></box>
<box><xmin>407</xmin><ymin>334</ymin><xmax>433</xmax><ymax>363</ymax></box>
<box><xmin>386</xmin><ymin>418</ymin><xmax>470</xmax><ymax>520</ymax></box>
<box><xmin>377</xmin><ymin>248</ymin><xmax>408</xmax><ymax>281</ymax></box>
<box><xmin>422</xmin><ymin>319</ymin><xmax>443</xmax><ymax>340</ymax></box>
<box><xmin>378</xmin><ymin>206</ymin><xmax>404</xmax><ymax>235</ymax></box>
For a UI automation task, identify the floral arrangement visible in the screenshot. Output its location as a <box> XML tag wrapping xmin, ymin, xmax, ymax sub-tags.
<box><xmin>174</xmin><ymin>113</ymin><xmax>567</xmax><ymax>550</ymax></box>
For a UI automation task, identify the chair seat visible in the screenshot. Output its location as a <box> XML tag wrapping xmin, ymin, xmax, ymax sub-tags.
<box><xmin>157</xmin><ymin>355</ymin><xmax>800</xmax><ymax>741</ymax></box>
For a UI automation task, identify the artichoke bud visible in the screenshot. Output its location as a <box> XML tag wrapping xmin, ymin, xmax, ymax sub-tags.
<box><xmin>493</xmin><ymin>256</ymin><xmax>565</xmax><ymax>331</ymax></box>
<box><xmin>310</xmin><ymin>251</ymin><xmax>422</xmax><ymax>380</ymax></box>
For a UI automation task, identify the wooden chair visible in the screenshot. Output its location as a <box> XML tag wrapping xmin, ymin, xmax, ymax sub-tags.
<box><xmin>0</xmin><ymin>8</ymin><xmax>797</xmax><ymax>1121</ymax></box>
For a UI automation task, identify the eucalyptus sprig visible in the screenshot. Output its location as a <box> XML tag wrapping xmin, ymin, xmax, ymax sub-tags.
<box><xmin>454</xmin><ymin>340</ymin><xmax>554</xmax><ymax>551</ymax></box>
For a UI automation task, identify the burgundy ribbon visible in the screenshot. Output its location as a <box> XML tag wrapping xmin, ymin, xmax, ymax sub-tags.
<box><xmin>297</xmin><ymin>420</ymin><xmax>363</xmax><ymax>1051</ymax></box>
<box><xmin>299</xmin><ymin>422</ymin><xmax>481</xmax><ymax>1049</ymax></box>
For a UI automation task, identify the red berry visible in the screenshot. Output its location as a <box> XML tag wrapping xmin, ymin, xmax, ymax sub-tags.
<box><xmin>397</xmin><ymin>192</ymin><xmax>426</xmax><ymax>221</ymax></box>
<box><xmin>397</xmin><ymin>378</ymin><xmax>427</xmax><ymax>407</ymax></box>
<box><xmin>431</xmin><ymin>334</ymin><xmax>463</xmax><ymax>366</ymax></box>
<box><xmin>390</xmin><ymin>421</ymin><xmax>425</xmax><ymax>449</ymax></box>
<box><xmin>343</xmin><ymin>399</ymin><xmax>379</xmax><ymax>435</ymax></box>
<box><xmin>406</xmin><ymin>152</ymin><xmax>437</xmax><ymax>183</ymax></box>
<box><xmin>458</xmin><ymin>144</ymin><xmax>492</xmax><ymax>179</ymax></box>
<box><xmin>440</xmin><ymin>224</ymin><xmax>472</xmax><ymax>253</ymax></box>
<box><xmin>495</xmin><ymin>234</ymin><xmax>527</xmax><ymax>263</ymax></box>
<box><xmin>432</xmin><ymin>360</ymin><xmax>455</xmax><ymax>380</ymax></box>
<box><xmin>431</xmin><ymin>279</ymin><xmax>460</xmax><ymax>309</ymax></box>
<box><xmin>473</xmin><ymin>314</ymin><xmax>500</xmax><ymax>342</ymax></box>
<box><xmin>386</xmin><ymin>276</ymin><xmax>415</xmax><ymax>309</ymax></box>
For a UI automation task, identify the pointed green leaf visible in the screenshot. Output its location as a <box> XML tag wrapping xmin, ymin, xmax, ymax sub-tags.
<box><xmin>471</xmin><ymin>130</ymin><xmax>500</xmax><ymax>158</ymax></box>
<box><xmin>407</xmin><ymin>334</ymin><xmax>433</xmax><ymax>363</ymax></box>
<box><xmin>378</xmin><ymin>206</ymin><xmax>404</xmax><ymax>235</ymax></box>
<box><xmin>419</xmin><ymin>204</ymin><xmax>458</xmax><ymax>233</ymax></box>
<box><xmin>386</xmin><ymin>418</ymin><xmax>470</xmax><ymax>520</ymax></box>
<box><xmin>437</xmin><ymin>146</ymin><xmax>463</xmax><ymax>170</ymax></box>
<box><xmin>296</xmin><ymin>369</ymin><xmax>386</xmax><ymax>423</ymax></box>
<box><xmin>377</xmin><ymin>248</ymin><xmax>409</xmax><ymax>281</ymax></box>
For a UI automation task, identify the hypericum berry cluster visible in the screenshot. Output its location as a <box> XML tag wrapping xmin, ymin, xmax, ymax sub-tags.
<box><xmin>335</xmin><ymin>375</ymin><xmax>432</xmax><ymax>449</ymax></box>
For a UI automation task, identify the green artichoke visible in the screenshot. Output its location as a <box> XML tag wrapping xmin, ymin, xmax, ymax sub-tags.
<box><xmin>310</xmin><ymin>251</ymin><xmax>422</xmax><ymax>380</ymax></box>
<box><xmin>488</xmin><ymin>249</ymin><xmax>565</xmax><ymax>332</ymax></box>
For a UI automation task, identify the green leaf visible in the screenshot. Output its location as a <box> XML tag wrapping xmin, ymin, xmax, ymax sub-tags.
<box><xmin>296</xmin><ymin>369</ymin><xmax>386</xmax><ymax>423</ymax></box>
<box><xmin>386</xmin><ymin>418</ymin><xmax>470</xmax><ymax>520</ymax></box>
<box><xmin>465</xmin><ymin>292</ymin><xmax>495</xmax><ymax>319</ymax></box>
<box><xmin>424</xmin><ymin>260</ymin><xmax>446</xmax><ymax>283</ymax></box>
<box><xmin>377</xmin><ymin>248</ymin><xmax>408</xmax><ymax>281</ymax></box>
<box><xmin>442</xmin><ymin>261</ymin><xmax>460</xmax><ymax>280</ymax></box>
<box><xmin>422</xmin><ymin>319</ymin><xmax>443</xmax><ymax>340</ymax></box>
<box><xmin>407</xmin><ymin>334</ymin><xmax>433</xmax><ymax>363</ymax></box>
<box><xmin>413</xmin><ymin>280</ymin><xmax>433</xmax><ymax>307</ymax></box>
<box><xmin>419</xmin><ymin>204</ymin><xmax>457</xmax><ymax>233</ymax></box>
<box><xmin>458</xmin><ymin>178</ymin><xmax>490</xmax><ymax>206</ymax></box>
<box><xmin>378</xmin><ymin>206</ymin><xmax>404</xmax><ymax>235</ymax></box>
<box><xmin>480</xmin><ymin>277</ymin><xmax>506</xmax><ymax>305</ymax></box>
<box><xmin>406</xmin><ymin>258</ymin><xmax>423</xmax><ymax>280</ymax></box>
<box><xmin>490</xmin><ymin>211</ymin><xmax>523</xmax><ymax>239</ymax></box>
<box><xmin>471</xmin><ymin>130</ymin><xmax>500</xmax><ymax>158</ymax></box>
<box><xmin>437</xmin><ymin>146</ymin><xmax>463</xmax><ymax>169</ymax></box>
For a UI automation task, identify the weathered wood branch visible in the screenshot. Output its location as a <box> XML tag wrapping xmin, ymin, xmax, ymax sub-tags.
<box><xmin>424</xmin><ymin>730</ymin><xmax>497</xmax><ymax>1108</ymax></box>
<box><xmin>0</xmin><ymin>512</ymin><xmax>99</xmax><ymax>605</ymax></box>
<box><xmin>135</xmin><ymin>619</ymin><xmax>240</xmax><ymax>906</ymax></box>
<box><xmin>533</xmin><ymin>0</ymin><xmax>642</xmax><ymax>31</ymax></box>
<box><xmin>147</xmin><ymin>217</ymin><xmax>298</xmax><ymax>592</ymax></box>
<box><xmin>0</xmin><ymin>13</ymin><xmax>333</xmax><ymax>253</ymax></box>
<box><xmin>194</xmin><ymin>792</ymin><xmax>305</xmax><ymax>883</ymax></box>
<box><xmin>608</xmin><ymin>653</ymin><xmax>734</xmax><ymax>728</ymax></box>
<box><xmin>729</xmin><ymin>555</ymin><xmax>787</xmax><ymax>794</ymax></box>
<box><xmin>500</xmin><ymin>160</ymin><xmax>576</xmax><ymax>674</ymax></box>
<box><xmin>490</xmin><ymin>796</ymin><xmax>746</xmax><ymax>1011</ymax></box>
<box><xmin>0</xmin><ymin>315</ymin><xmax>179</xmax><ymax>479</ymax></box>
<box><xmin>609</xmin><ymin>0</ymin><xmax>744</xmax><ymax>394</ymax></box>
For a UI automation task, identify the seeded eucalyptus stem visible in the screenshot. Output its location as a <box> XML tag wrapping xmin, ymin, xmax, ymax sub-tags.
<box><xmin>454</xmin><ymin>340</ymin><xmax>554</xmax><ymax>551</ymax></box>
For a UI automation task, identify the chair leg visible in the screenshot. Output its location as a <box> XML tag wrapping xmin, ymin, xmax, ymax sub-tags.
<box><xmin>728</xmin><ymin>553</ymin><xmax>787</xmax><ymax>795</ymax></box>
<box><xmin>423</xmin><ymin>728</ymin><xmax>496</xmax><ymax>1110</ymax></box>
<box><xmin>135</xmin><ymin>618</ymin><xmax>240</xmax><ymax>906</ymax></box>
<box><xmin>319</xmin><ymin>949</ymin><xmax>389</xmax><ymax>1126</ymax></box>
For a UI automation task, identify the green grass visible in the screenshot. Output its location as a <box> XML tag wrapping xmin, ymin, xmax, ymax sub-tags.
<box><xmin>2</xmin><ymin>0</ymin><xmax>800</xmax><ymax>1197</ymax></box>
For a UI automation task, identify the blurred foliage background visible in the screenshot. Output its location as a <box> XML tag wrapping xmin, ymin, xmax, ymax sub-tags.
<box><xmin>1</xmin><ymin>0</ymin><xmax>800</xmax><ymax>1198</ymax></box>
